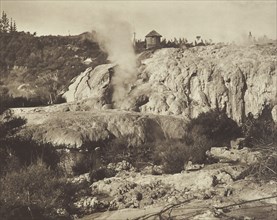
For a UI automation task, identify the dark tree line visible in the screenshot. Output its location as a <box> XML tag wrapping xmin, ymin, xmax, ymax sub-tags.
<box><xmin>0</xmin><ymin>11</ymin><xmax>17</xmax><ymax>33</ymax></box>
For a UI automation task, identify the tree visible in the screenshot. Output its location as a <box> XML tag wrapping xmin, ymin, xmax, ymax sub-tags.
<box><xmin>0</xmin><ymin>16</ymin><xmax>3</xmax><ymax>32</ymax></box>
<box><xmin>9</xmin><ymin>17</ymin><xmax>13</xmax><ymax>32</ymax></box>
<box><xmin>13</xmin><ymin>21</ymin><xmax>17</xmax><ymax>32</ymax></box>
<box><xmin>0</xmin><ymin>11</ymin><xmax>17</xmax><ymax>33</ymax></box>
<box><xmin>1</xmin><ymin>11</ymin><xmax>9</xmax><ymax>33</ymax></box>
<box><xmin>9</xmin><ymin>19</ymin><xmax>17</xmax><ymax>33</ymax></box>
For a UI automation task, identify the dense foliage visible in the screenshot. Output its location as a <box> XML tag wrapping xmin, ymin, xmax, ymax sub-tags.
<box><xmin>0</xmin><ymin>31</ymin><xmax>107</xmax><ymax>104</ymax></box>
<box><xmin>0</xmin><ymin>11</ymin><xmax>17</xmax><ymax>33</ymax></box>
<box><xmin>0</xmin><ymin>162</ymin><xmax>74</xmax><ymax>220</ymax></box>
<box><xmin>188</xmin><ymin>110</ymin><xmax>242</xmax><ymax>147</ymax></box>
<box><xmin>0</xmin><ymin>118</ymin><xmax>78</xmax><ymax>220</ymax></box>
<box><xmin>0</xmin><ymin>117</ymin><xmax>60</xmax><ymax>175</ymax></box>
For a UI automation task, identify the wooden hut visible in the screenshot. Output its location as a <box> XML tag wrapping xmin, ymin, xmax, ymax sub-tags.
<box><xmin>145</xmin><ymin>30</ymin><xmax>162</xmax><ymax>49</ymax></box>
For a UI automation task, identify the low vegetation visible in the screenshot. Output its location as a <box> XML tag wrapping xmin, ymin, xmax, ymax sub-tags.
<box><xmin>242</xmin><ymin>105</ymin><xmax>277</xmax><ymax>180</ymax></box>
<box><xmin>0</xmin><ymin>118</ymin><xmax>77</xmax><ymax>220</ymax></box>
<box><xmin>0</xmin><ymin>162</ymin><xmax>75</xmax><ymax>220</ymax></box>
<box><xmin>242</xmin><ymin>105</ymin><xmax>277</xmax><ymax>146</ymax></box>
<box><xmin>153</xmin><ymin>110</ymin><xmax>241</xmax><ymax>173</ymax></box>
<box><xmin>79</xmin><ymin>110</ymin><xmax>242</xmax><ymax>175</ymax></box>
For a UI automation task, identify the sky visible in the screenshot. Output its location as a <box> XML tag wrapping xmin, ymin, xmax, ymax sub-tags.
<box><xmin>1</xmin><ymin>0</ymin><xmax>276</xmax><ymax>42</ymax></box>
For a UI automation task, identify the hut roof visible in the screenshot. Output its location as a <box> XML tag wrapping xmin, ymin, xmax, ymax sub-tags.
<box><xmin>145</xmin><ymin>30</ymin><xmax>162</xmax><ymax>37</ymax></box>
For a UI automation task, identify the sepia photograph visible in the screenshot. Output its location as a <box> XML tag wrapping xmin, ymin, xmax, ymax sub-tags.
<box><xmin>0</xmin><ymin>0</ymin><xmax>276</xmax><ymax>219</ymax></box>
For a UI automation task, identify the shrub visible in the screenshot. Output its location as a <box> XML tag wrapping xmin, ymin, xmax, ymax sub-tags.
<box><xmin>1</xmin><ymin>137</ymin><xmax>60</xmax><ymax>172</ymax></box>
<box><xmin>0</xmin><ymin>117</ymin><xmax>26</xmax><ymax>174</ymax></box>
<box><xmin>188</xmin><ymin>110</ymin><xmax>241</xmax><ymax>147</ymax></box>
<box><xmin>152</xmin><ymin>110</ymin><xmax>241</xmax><ymax>174</ymax></box>
<box><xmin>100</xmin><ymin>137</ymin><xmax>155</xmax><ymax>170</ymax></box>
<box><xmin>154</xmin><ymin>141</ymin><xmax>190</xmax><ymax>173</ymax></box>
<box><xmin>242</xmin><ymin>105</ymin><xmax>277</xmax><ymax>146</ymax></box>
<box><xmin>71</xmin><ymin>153</ymin><xmax>94</xmax><ymax>176</ymax></box>
<box><xmin>248</xmin><ymin>143</ymin><xmax>277</xmax><ymax>181</ymax></box>
<box><xmin>89</xmin><ymin>167</ymin><xmax>116</xmax><ymax>183</ymax></box>
<box><xmin>0</xmin><ymin>117</ymin><xmax>26</xmax><ymax>138</ymax></box>
<box><xmin>0</xmin><ymin>117</ymin><xmax>60</xmax><ymax>174</ymax></box>
<box><xmin>0</xmin><ymin>162</ymin><xmax>75</xmax><ymax>220</ymax></box>
<box><xmin>188</xmin><ymin>134</ymin><xmax>213</xmax><ymax>163</ymax></box>
<box><xmin>154</xmin><ymin>137</ymin><xmax>211</xmax><ymax>174</ymax></box>
<box><xmin>242</xmin><ymin>106</ymin><xmax>277</xmax><ymax>181</ymax></box>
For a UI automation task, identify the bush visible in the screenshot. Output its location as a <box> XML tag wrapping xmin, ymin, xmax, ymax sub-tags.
<box><xmin>74</xmin><ymin>110</ymin><xmax>241</xmax><ymax>175</ymax></box>
<box><xmin>188</xmin><ymin>110</ymin><xmax>241</xmax><ymax>147</ymax></box>
<box><xmin>154</xmin><ymin>141</ymin><xmax>190</xmax><ymax>173</ymax></box>
<box><xmin>241</xmin><ymin>106</ymin><xmax>277</xmax><ymax>181</ymax></box>
<box><xmin>100</xmin><ymin>137</ymin><xmax>155</xmax><ymax>170</ymax></box>
<box><xmin>242</xmin><ymin>105</ymin><xmax>277</xmax><ymax>146</ymax></box>
<box><xmin>0</xmin><ymin>117</ymin><xmax>76</xmax><ymax>219</ymax></box>
<box><xmin>152</xmin><ymin>110</ymin><xmax>241</xmax><ymax>174</ymax></box>
<box><xmin>0</xmin><ymin>162</ymin><xmax>75</xmax><ymax>220</ymax></box>
<box><xmin>154</xmin><ymin>137</ymin><xmax>211</xmax><ymax>174</ymax></box>
<box><xmin>100</xmin><ymin>137</ymin><xmax>131</xmax><ymax>164</ymax></box>
<box><xmin>0</xmin><ymin>117</ymin><xmax>26</xmax><ymax>138</ymax></box>
<box><xmin>248</xmin><ymin>143</ymin><xmax>277</xmax><ymax>181</ymax></box>
<box><xmin>89</xmin><ymin>167</ymin><xmax>116</xmax><ymax>183</ymax></box>
<box><xmin>0</xmin><ymin>117</ymin><xmax>60</xmax><ymax>175</ymax></box>
<box><xmin>1</xmin><ymin>137</ymin><xmax>60</xmax><ymax>173</ymax></box>
<box><xmin>71</xmin><ymin>153</ymin><xmax>94</xmax><ymax>176</ymax></box>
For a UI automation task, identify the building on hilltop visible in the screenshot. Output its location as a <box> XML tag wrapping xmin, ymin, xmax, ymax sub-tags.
<box><xmin>145</xmin><ymin>30</ymin><xmax>162</xmax><ymax>49</ymax></box>
<box><xmin>194</xmin><ymin>36</ymin><xmax>205</xmax><ymax>46</ymax></box>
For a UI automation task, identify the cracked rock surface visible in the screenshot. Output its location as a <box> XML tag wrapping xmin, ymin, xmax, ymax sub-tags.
<box><xmin>63</xmin><ymin>44</ymin><xmax>277</xmax><ymax>124</ymax></box>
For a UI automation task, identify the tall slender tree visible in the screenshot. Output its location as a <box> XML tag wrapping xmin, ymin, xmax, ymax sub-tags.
<box><xmin>1</xmin><ymin>11</ymin><xmax>9</xmax><ymax>33</ymax></box>
<box><xmin>9</xmin><ymin>17</ymin><xmax>13</xmax><ymax>32</ymax></box>
<box><xmin>0</xmin><ymin>16</ymin><xmax>2</xmax><ymax>32</ymax></box>
<box><xmin>13</xmin><ymin>21</ymin><xmax>17</xmax><ymax>32</ymax></box>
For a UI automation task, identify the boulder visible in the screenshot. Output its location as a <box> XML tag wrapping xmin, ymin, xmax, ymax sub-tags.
<box><xmin>208</xmin><ymin>147</ymin><xmax>261</xmax><ymax>165</ymax></box>
<box><xmin>185</xmin><ymin>161</ymin><xmax>204</xmax><ymax>171</ymax></box>
<box><xmin>221</xmin><ymin>165</ymin><xmax>250</xmax><ymax>180</ymax></box>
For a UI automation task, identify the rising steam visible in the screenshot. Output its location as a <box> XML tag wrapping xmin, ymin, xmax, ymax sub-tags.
<box><xmin>92</xmin><ymin>16</ymin><xmax>137</xmax><ymax>107</ymax></box>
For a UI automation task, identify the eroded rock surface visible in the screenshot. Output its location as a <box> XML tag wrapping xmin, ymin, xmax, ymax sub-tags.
<box><xmin>11</xmin><ymin>108</ymin><xmax>188</xmax><ymax>148</ymax></box>
<box><xmin>63</xmin><ymin>63</ymin><xmax>115</xmax><ymax>105</ymax></box>
<box><xmin>63</xmin><ymin>44</ymin><xmax>277</xmax><ymax>123</ymax></box>
<box><xmin>76</xmin><ymin>147</ymin><xmax>276</xmax><ymax>219</ymax></box>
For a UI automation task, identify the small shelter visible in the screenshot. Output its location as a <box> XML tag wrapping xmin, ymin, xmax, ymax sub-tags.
<box><xmin>145</xmin><ymin>30</ymin><xmax>162</xmax><ymax>49</ymax></box>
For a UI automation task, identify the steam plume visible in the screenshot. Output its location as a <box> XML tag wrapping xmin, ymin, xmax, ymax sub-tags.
<box><xmin>92</xmin><ymin>16</ymin><xmax>137</xmax><ymax>107</ymax></box>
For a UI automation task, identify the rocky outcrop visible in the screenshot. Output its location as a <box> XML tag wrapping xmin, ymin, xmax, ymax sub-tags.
<box><xmin>133</xmin><ymin>45</ymin><xmax>276</xmax><ymax>123</ymax></box>
<box><xmin>64</xmin><ymin>44</ymin><xmax>277</xmax><ymax>124</ymax></box>
<box><xmin>12</xmin><ymin>109</ymin><xmax>188</xmax><ymax>148</ymax></box>
<box><xmin>74</xmin><ymin>146</ymin><xmax>276</xmax><ymax>219</ymax></box>
<box><xmin>63</xmin><ymin>63</ymin><xmax>115</xmax><ymax>104</ymax></box>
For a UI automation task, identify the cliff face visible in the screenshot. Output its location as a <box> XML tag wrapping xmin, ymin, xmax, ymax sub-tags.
<box><xmin>63</xmin><ymin>44</ymin><xmax>277</xmax><ymax>123</ymax></box>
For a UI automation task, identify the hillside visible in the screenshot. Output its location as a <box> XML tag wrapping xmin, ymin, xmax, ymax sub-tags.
<box><xmin>0</xmin><ymin>32</ymin><xmax>107</xmax><ymax>104</ymax></box>
<box><xmin>5</xmin><ymin>43</ymin><xmax>276</xmax><ymax>149</ymax></box>
<box><xmin>1</xmin><ymin>39</ymin><xmax>276</xmax><ymax>220</ymax></box>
